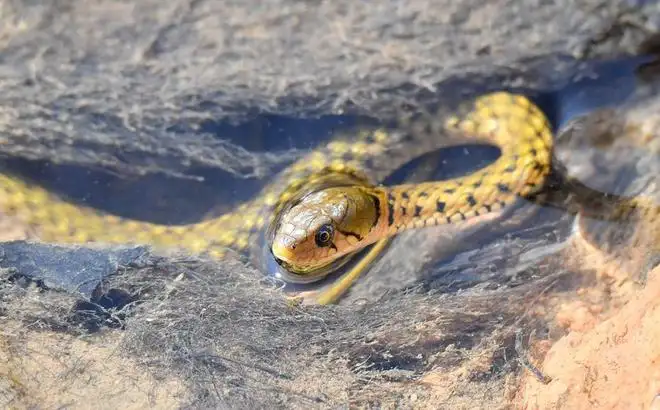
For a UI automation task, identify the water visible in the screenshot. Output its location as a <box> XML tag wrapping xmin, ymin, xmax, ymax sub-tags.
<box><xmin>2</xmin><ymin>54</ymin><xmax>655</xmax><ymax>303</ymax></box>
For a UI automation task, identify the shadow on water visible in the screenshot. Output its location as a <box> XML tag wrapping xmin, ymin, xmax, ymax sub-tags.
<box><xmin>0</xmin><ymin>54</ymin><xmax>654</xmax><ymax>299</ymax></box>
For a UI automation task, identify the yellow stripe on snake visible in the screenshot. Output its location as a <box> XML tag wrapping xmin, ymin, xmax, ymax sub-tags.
<box><xmin>0</xmin><ymin>92</ymin><xmax>652</xmax><ymax>304</ymax></box>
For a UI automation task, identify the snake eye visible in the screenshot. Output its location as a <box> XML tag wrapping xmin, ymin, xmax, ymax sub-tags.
<box><xmin>314</xmin><ymin>224</ymin><xmax>334</xmax><ymax>247</ymax></box>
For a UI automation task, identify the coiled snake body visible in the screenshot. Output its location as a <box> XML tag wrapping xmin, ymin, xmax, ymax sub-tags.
<box><xmin>0</xmin><ymin>92</ymin><xmax>568</xmax><ymax>303</ymax></box>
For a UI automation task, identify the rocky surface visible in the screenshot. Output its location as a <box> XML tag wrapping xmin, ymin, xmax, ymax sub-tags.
<box><xmin>0</xmin><ymin>0</ymin><xmax>660</xmax><ymax>408</ymax></box>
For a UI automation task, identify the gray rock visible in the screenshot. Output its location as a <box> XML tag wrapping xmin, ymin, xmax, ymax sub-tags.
<box><xmin>0</xmin><ymin>1</ymin><xmax>659</xmax><ymax>408</ymax></box>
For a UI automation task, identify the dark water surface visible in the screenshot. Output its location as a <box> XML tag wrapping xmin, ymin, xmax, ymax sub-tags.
<box><xmin>1</xmin><ymin>55</ymin><xmax>654</xmax><ymax>299</ymax></box>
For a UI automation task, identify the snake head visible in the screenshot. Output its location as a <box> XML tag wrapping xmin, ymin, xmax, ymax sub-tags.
<box><xmin>270</xmin><ymin>186</ymin><xmax>382</xmax><ymax>283</ymax></box>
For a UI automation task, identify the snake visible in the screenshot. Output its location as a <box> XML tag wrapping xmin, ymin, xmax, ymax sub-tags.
<box><xmin>0</xmin><ymin>91</ymin><xmax>651</xmax><ymax>304</ymax></box>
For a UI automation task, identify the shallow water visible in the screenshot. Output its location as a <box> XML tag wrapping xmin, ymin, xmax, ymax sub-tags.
<box><xmin>0</xmin><ymin>55</ymin><xmax>655</xmax><ymax>302</ymax></box>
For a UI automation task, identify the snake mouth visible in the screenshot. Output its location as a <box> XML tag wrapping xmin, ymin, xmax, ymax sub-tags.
<box><xmin>270</xmin><ymin>241</ymin><xmax>297</xmax><ymax>265</ymax></box>
<box><xmin>271</xmin><ymin>247</ymin><xmax>356</xmax><ymax>285</ymax></box>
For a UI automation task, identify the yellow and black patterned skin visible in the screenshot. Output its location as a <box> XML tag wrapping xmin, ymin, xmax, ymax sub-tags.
<box><xmin>6</xmin><ymin>91</ymin><xmax>650</xmax><ymax>303</ymax></box>
<box><xmin>0</xmin><ymin>93</ymin><xmax>551</xmax><ymax>284</ymax></box>
<box><xmin>270</xmin><ymin>93</ymin><xmax>554</xmax><ymax>275</ymax></box>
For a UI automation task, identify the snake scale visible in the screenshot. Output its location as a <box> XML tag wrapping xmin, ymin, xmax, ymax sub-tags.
<box><xmin>0</xmin><ymin>92</ymin><xmax>651</xmax><ymax>304</ymax></box>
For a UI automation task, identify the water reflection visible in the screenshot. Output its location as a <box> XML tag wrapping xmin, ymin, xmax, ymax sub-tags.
<box><xmin>1</xmin><ymin>55</ymin><xmax>655</xmax><ymax>302</ymax></box>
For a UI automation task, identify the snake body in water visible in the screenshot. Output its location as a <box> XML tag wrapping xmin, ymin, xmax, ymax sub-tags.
<box><xmin>0</xmin><ymin>92</ymin><xmax>652</xmax><ymax>303</ymax></box>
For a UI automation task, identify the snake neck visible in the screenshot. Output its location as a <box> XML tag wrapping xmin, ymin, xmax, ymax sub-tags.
<box><xmin>366</xmin><ymin>93</ymin><xmax>555</xmax><ymax>238</ymax></box>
